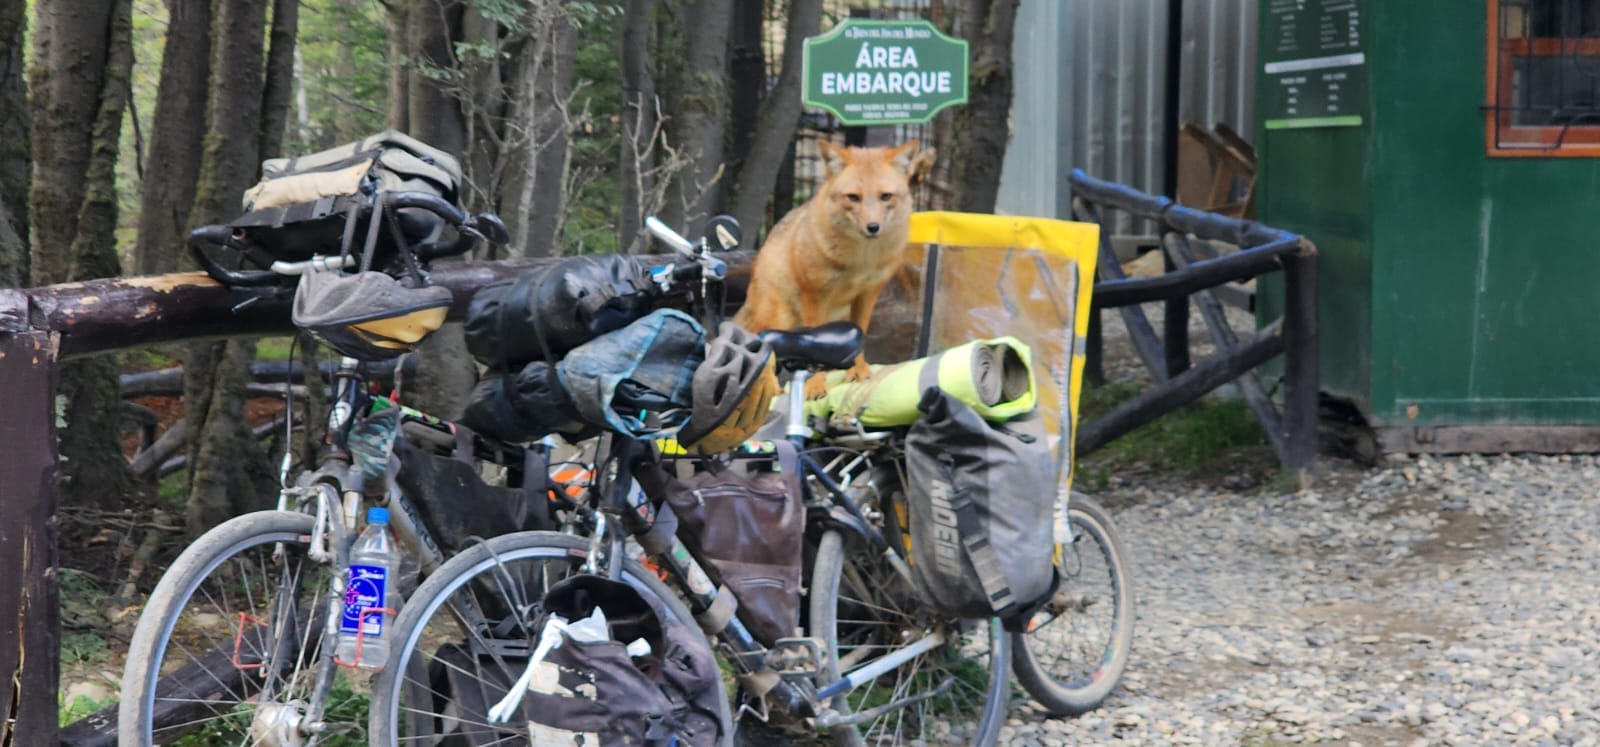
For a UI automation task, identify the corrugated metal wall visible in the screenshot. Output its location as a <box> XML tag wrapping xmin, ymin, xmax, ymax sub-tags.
<box><xmin>998</xmin><ymin>0</ymin><xmax>1258</xmax><ymax>227</ymax></box>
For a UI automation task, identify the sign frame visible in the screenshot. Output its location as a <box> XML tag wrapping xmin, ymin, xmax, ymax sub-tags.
<box><xmin>802</xmin><ymin>18</ymin><xmax>970</xmax><ymax>127</ymax></box>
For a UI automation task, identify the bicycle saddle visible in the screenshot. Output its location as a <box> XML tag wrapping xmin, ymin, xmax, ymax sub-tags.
<box><xmin>758</xmin><ymin>321</ymin><xmax>864</xmax><ymax>371</ymax></box>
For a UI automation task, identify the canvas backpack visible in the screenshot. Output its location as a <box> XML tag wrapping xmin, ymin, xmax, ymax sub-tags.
<box><xmin>228</xmin><ymin>130</ymin><xmax>462</xmax><ymax>264</ymax></box>
<box><xmin>903</xmin><ymin>382</ymin><xmax>1059</xmax><ymax>630</ymax></box>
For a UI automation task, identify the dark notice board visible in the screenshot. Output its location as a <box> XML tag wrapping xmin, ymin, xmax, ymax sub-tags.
<box><xmin>1261</xmin><ymin>0</ymin><xmax>1366</xmax><ymax>130</ymax></box>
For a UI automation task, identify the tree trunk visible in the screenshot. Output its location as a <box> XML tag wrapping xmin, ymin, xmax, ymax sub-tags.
<box><xmin>29</xmin><ymin>0</ymin><xmax>115</xmax><ymax>286</ymax></box>
<box><xmin>458</xmin><ymin>4</ymin><xmax>506</xmax><ymax>215</ymax></box>
<box><xmin>727</xmin><ymin>0</ymin><xmax>822</xmax><ymax>240</ymax></box>
<box><xmin>260</xmin><ymin>0</ymin><xmax>299</xmax><ymax>160</ymax></box>
<box><xmin>401</xmin><ymin>0</ymin><xmax>474</xmax><ymax>418</ymax></box>
<box><xmin>618</xmin><ymin>0</ymin><xmax>656</xmax><ymax>253</ymax></box>
<box><xmin>332</xmin><ymin>0</ymin><xmax>360</xmax><ymax>141</ymax></box>
<box><xmin>0</xmin><ymin>198</ymin><xmax>23</xmax><ymax>287</ymax></box>
<box><xmin>184</xmin><ymin>337</ymin><xmax>274</xmax><ymax>530</ymax></box>
<box><xmin>949</xmin><ymin>0</ymin><xmax>1019</xmax><ymax>214</ymax></box>
<box><xmin>189</xmin><ymin>0</ymin><xmax>266</xmax><ymax>228</ymax></box>
<box><xmin>386</xmin><ymin>0</ymin><xmax>410</xmax><ymax>131</ymax></box>
<box><xmin>496</xmin><ymin>34</ymin><xmax>535</xmax><ymax>262</ymax></box>
<box><xmin>0</xmin><ymin>0</ymin><xmax>29</xmax><ymax>285</ymax></box>
<box><xmin>132</xmin><ymin>0</ymin><xmax>211</xmax><ymax>277</ymax></box>
<box><xmin>725</xmin><ymin>0</ymin><xmax>763</xmax><ymax>196</ymax></box>
<box><xmin>61</xmin><ymin>0</ymin><xmax>135</xmax><ymax>508</ymax></box>
<box><xmin>28</xmin><ymin>0</ymin><xmax>135</xmax><ymax>510</ymax></box>
<box><xmin>519</xmin><ymin>10</ymin><xmax>576</xmax><ymax>258</ymax></box>
<box><xmin>183</xmin><ymin>0</ymin><xmax>273</xmax><ymax>533</ymax></box>
<box><xmin>660</xmin><ymin>0</ymin><xmax>734</xmax><ymax>229</ymax></box>
<box><xmin>407</xmin><ymin>0</ymin><xmax>466</xmax><ymax>157</ymax></box>
<box><xmin>771</xmin><ymin>132</ymin><xmax>797</xmax><ymax>225</ymax></box>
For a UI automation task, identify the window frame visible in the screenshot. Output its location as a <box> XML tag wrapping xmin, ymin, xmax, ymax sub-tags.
<box><xmin>1486</xmin><ymin>0</ymin><xmax>1600</xmax><ymax>157</ymax></box>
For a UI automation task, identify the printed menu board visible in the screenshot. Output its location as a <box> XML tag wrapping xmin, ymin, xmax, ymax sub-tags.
<box><xmin>1261</xmin><ymin>0</ymin><xmax>1365</xmax><ymax>130</ymax></box>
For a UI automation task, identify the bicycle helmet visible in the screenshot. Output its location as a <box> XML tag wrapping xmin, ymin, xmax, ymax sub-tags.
<box><xmin>677</xmin><ymin>322</ymin><xmax>779</xmax><ymax>454</ymax></box>
<box><xmin>291</xmin><ymin>269</ymin><xmax>453</xmax><ymax>360</ymax></box>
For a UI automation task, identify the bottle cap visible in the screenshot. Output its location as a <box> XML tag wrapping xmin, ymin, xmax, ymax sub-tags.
<box><xmin>367</xmin><ymin>507</ymin><xmax>390</xmax><ymax>525</ymax></box>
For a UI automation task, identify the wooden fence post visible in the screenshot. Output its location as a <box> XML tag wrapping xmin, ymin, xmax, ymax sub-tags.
<box><xmin>0</xmin><ymin>330</ymin><xmax>61</xmax><ymax>747</ymax></box>
<box><xmin>1282</xmin><ymin>244</ymin><xmax>1321</xmax><ymax>486</ymax></box>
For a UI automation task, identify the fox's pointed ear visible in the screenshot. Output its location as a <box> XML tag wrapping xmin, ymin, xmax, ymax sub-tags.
<box><xmin>887</xmin><ymin>140</ymin><xmax>922</xmax><ymax>175</ymax></box>
<box><xmin>817</xmin><ymin>140</ymin><xmax>850</xmax><ymax>179</ymax></box>
<box><xmin>908</xmin><ymin>147</ymin><xmax>937</xmax><ymax>187</ymax></box>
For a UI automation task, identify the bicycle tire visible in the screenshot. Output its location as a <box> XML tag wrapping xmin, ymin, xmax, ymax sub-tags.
<box><xmin>118</xmin><ymin>510</ymin><xmax>348</xmax><ymax>746</ymax></box>
<box><xmin>368</xmin><ymin>530</ymin><xmax>734</xmax><ymax>747</ymax></box>
<box><xmin>810</xmin><ymin>529</ymin><xmax>1010</xmax><ymax>747</ymax></box>
<box><xmin>1009</xmin><ymin>493</ymin><xmax>1135</xmax><ymax>716</ymax></box>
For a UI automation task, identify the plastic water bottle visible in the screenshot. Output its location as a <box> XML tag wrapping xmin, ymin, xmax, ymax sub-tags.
<box><xmin>335</xmin><ymin>507</ymin><xmax>398</xmax><ymax>670</ymax></box>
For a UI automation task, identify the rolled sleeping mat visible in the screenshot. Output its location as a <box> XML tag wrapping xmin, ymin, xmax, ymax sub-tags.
<box><xmin>802</xmin><ymin>336</ymin><xmax>1037</xmax><ymax>427</ymax></box>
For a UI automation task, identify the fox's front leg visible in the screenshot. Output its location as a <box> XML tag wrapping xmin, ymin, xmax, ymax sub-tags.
<box><xmin>797</xmin><ymin>295</ymin><xmax>836</xmax><ymax>400</ymax></box>
<box><xmin>842</xmin><ymin>285</ymin><xmax>885</xmax><ymax>382</ymax></box>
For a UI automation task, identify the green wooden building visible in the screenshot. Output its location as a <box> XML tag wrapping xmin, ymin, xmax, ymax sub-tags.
<box><xmin>1257</xmin><ymin>0</ymin><xmax>1600</xmax><ymax>453</ymax></box>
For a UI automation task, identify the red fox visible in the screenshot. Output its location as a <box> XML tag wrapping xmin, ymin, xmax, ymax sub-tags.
<box><xmin>735</xmin><ymin>140</ymin><xmax>934</xmax><ymax>392</ymax></box>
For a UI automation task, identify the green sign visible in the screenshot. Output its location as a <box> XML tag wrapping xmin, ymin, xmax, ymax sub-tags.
<box><xmin>802</xmin><ymin>19</ymin><xmax>968</xmax><ymax>126</ymax></box>
<box><xmin>1260</xmin><ymin>0</ymin><xmax>1365</xmax><ymax>130</ymax></box>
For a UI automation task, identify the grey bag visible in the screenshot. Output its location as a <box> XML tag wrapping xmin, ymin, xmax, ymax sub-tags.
<box><xmin>517</xmin><ymin>575</ymin><xmax>725</xmax><ymax>746</ymax></box>
<box><xmin>556</xmin><ymin>309</ymin><xmax>705</xmax><ymax>438</ymax></box>
<box><xmin>425</xmin><ymin>575</ymin><xmax>724</xmax><ymax>746</ymax></box>
<box><xmin>904</xmin><ymin>385</ymin><xmax>1057</xmax><ymax>629</ymax></box>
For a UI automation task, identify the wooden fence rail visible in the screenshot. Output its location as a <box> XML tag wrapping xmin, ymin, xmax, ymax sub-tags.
<box><xmin>1068</xmin><ymin>168</ymin><xmax>1320</xmax><ymax>481</ymax></box>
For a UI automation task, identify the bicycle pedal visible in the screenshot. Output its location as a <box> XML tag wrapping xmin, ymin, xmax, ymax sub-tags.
<box><xmin>765</xmin><ymin>637</ymin><xmax>823</xmax><ymax>680</ymax></box>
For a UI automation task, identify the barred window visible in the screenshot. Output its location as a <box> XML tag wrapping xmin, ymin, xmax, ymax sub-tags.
<box><xmin>1487</xmin><ymin>0</ymin><xmax>1600</xmax><ymax>156</ymax></box>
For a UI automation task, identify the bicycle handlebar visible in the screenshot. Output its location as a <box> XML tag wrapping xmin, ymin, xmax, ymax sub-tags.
<box><xmin>187</xmin><ymin>226</ymin><xmax>280</xmax><ymax>286</ymax></box>
<box><xmin>644</xmin><ymin>216</ymin><xmax>728</xmax><ymax>281</ymax></box>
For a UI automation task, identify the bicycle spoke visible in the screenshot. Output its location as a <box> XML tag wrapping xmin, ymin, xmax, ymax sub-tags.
<box><xmin>280</xmin><ymin>560</ymin><xmax>319</xmax><ymax>701</ymax></box>
<box><xmin>166</xmin><ymin>637</ymin><xmax>249</xmax><ymax>702</ymax></box>
<box><xmin>150</xmin><ymin>709</ymin><xmax>252</xmax><ymax>737</ymax></box>
<box><xmin>397</xmin><ymin>703</ymin><xmax>522</xmax><ymax>734</ymax></box>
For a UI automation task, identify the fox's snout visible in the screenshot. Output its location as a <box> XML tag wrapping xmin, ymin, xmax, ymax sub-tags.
<box><xmin>865</xmin><ymin>222</ymin><xmax>881</xmax><ymax>237</ymax></box>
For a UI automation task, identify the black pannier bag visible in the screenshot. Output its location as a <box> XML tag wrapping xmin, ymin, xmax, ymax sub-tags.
<box><xmin>460</xmin><ymin>307</ymin><xmax>704</xmax><ymax>443</ymax></box>
<box><xmin>228</xmin><ymin>130</ymin><xmax>462</xmax><ymax>264</ymax></box>
<box><xmin>637</xmin><ymin>442</ymin><xmax>804</xmax><ymax>647</ymax></box>
<box><xmin>463</xmin><ymin>254</ymin><xmax>658</xmax><ymax>369</ymax></box>
<box><xmin>904</xmin><ymin>387</ymin><xmax>1058</xmax><ymax>630</ymax></box>
<box><xmin>431</xmin><ymin>574</ymin><xmax>725</xmax><ymax>746</ymax></box>
<box><xmin>391</xmin><ymin>434</ymin><xmax>554</xmax><ymax>555</ymax></box>
<box><xmin>457</xmin><ymin>361</ymin><xmax>593</xmax><ymax>443</ymax></box>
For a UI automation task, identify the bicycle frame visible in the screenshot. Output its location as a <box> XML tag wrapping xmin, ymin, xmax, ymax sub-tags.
<box><xmin>580</xmin><ymin>365</ymin><xmax>956</xmax><ymax>728</ymax></box>
<box><xmin>262</xmin><ymin>354</ymin><xmax>527</xmax><ymax>736</ymax></box>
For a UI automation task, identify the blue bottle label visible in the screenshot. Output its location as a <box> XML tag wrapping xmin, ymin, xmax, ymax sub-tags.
<box><xmin>342</xmin><ymin>564</ymin><xmax>388</xmax><ymax>636</ymax></box>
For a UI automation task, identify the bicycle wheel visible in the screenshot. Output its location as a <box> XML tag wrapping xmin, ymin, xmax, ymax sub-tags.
<box><xmin>119</xmin><ymin>510</ymin><xmax>357</xmax><ymax>745</ymax></box>
<box><xmin>810</xmin><ymin>529</ymin><xmax>1010</xmax><ymax>747</ymax></box>
<box><xmin>368</xmin><ymin>530</ymin><xmax>733</xmax><ymax>747</ymax></box>
<box><xmin>1010</xmin><ymin>493</ymin><xmax>1134</xmax><ymax>716</ymax></box>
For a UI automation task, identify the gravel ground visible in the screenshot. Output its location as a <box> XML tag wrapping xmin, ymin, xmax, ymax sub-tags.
<box><xmin>1003</xmin><ymin>452</ymin><xmax>1600</xmax><ymax>746</ymax></box>
<box><xmin>999</xmin><ymin>295</ymin><xmax>1600</xmax><ymax>745</ymax></box>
